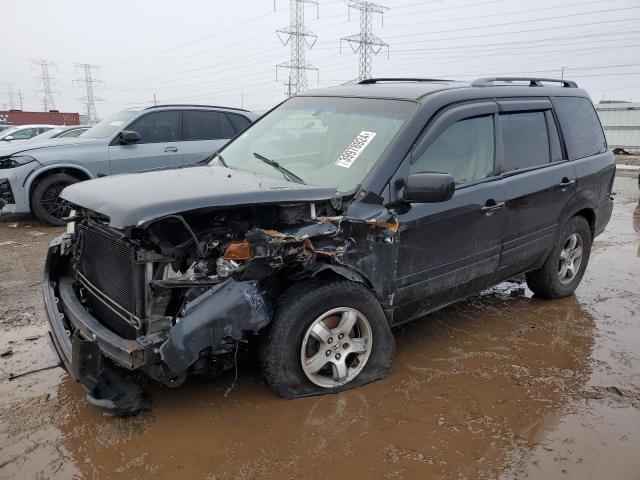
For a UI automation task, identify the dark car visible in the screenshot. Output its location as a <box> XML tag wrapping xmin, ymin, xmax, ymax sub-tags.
<box><xmin>44</xmin><ymin>77</ymin><xmax>614</xmax><ymax>415</ymax></box>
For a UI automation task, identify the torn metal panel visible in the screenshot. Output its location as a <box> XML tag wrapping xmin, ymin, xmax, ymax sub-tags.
<box><xmin>159</xmin><ymin>278</ymin><xmax>272</xmax><ymax>373</ymax></box>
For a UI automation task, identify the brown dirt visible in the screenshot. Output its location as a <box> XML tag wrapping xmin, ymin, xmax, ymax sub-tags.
<box><xmin>0</xmin><ymin>177</ymin><xmax>639</xmax><ymax>480</ymax></box>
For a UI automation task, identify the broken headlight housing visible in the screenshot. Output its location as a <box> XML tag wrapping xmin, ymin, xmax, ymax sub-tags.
<box><xmin>216</xmin><ymin>257</ymin><xmax>239</xmax><ymax>278</ymax></box>
<box><xmin>0</xmin><ymin>155</ymin><xmax>37</xmax><ymax>169</ymax></box>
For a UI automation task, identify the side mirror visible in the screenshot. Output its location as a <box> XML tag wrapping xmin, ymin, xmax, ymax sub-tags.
<box><xmin>403</xmin><ymin>172</ymin><xmax>455</xmax><ymax>203</ymax></box>
<box><xmin>119</xmin><ymin>130</ymin><xmax>141</xmax><ymax>145</ymax></box>
<box><xmin>3</xmin><ymin>135</ymin><xmax>14</xmax><ymax>141</ymax></box>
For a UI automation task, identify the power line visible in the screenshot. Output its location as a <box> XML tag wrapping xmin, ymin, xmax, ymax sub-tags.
<box><xmin>73</xmin><ymin>63</ymin><xmax>104</xmax><ymax>123</ymax></box>
<box><xmin>381</xmin><ymin>5</ymin><xmax>640</xmax><ymax>40</ymax></box>
<box><xmin>386</xmin><ymin>29</ymin><xmax>640</xmax><ymax>54</ymax></box>
<box><xmin>276</xmin><ymin>0</ymin><xmax>320</xmax><ymax>97</ymax></box>
<box><xmin>101</xmin><ymin>4</ymin><xmax>636</xmax><ymax>89</ymax></box>
<box><xmin>382</xmin><ymin>17</ymin><xmax>640</xmax><ymax>48</ymax></box>
<box><xmin>106</xmin><ymin>10</ymin><xmax>279</xmax><ymax>67</ymax></box>
<box><xmin>340</xmin><ymin>1</ymin><xmax>389</xmax><ymax>82</ymax></box>
<box><xmin>32</xmin><ymin>59</ymin><xmax>59</xmax><ymax>111</ymax></box>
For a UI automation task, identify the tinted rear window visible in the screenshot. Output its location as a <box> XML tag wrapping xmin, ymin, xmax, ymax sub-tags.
<box><xmin>553</xmin><ymin>97</ymin><xmax>606</xmax><ymax>160</ymax></box>
<box><xmin>184</xmin><ymin>110</ymin><xmax>236</xmax><ymax>141</ymax></box>
<box><xmin>227</xmin><ymin>113</ymin><xmax>251</xmax><ymax>133</ymax></box>
<box><xmin>499</xmin><ymin>112</ymin><xmax>550</xmax><ymax>172</ymax></box>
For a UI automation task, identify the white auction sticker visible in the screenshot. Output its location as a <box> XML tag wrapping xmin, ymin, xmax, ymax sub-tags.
<box><xmin>335</xmin><ymin>131</ymin><xmax>377</xmax><ymax>168</ymax></box>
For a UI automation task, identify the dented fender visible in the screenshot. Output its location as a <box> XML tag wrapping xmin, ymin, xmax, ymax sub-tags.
<box><xmin>159</xmin><ymin>278</ymin><xmax>272</xmax><ymax>373</ymax></box>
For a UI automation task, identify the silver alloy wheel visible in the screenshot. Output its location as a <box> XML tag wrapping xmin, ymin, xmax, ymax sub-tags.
<box><xmin>558</xmin><ymin>232</ymin><xmax>584</xmax><ymax>284</ymax></box>
<box><xmin>300</xmin><ymin>307</ymin><xmax>373</xmax><ymax>388</ymax></box>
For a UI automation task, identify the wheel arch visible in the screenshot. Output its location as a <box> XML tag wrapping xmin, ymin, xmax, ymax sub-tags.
<box><xmin>572</xmin><ymin>207</ymin><xmax>596</xmax><ymax>236</ymax></box>
<box><xmin>311</xmin><ymin>264</ymin><xmax>374</xmax><ymax>289</ymax></box>
<box><xmin>25</xmin><ymin>164</ymin><xmax>94</xmax><ymax>208</ymax></box>
<box><xmin>308</xmin><ymin>263</ymin><xmax>393</xmax><ymax>325</ymax></box>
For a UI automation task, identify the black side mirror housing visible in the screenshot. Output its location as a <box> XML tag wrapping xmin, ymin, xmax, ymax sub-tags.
<box><xmin>119</xmin><ymin>130</ymin><xmax>141</xmax><ymax>145</ymax></box>
<box><xmin>403</xmin><ymin>172</ymin><xmax>455</xmax><ymax>203</ymax></box>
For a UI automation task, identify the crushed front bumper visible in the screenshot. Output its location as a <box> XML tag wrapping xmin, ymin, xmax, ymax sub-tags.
<box><xmin>44</xmin><ymin>234</ymin><xmax>151</xmax><ymax>415</ymax></box>
<box><xmin>44</xmin><ymin>233</ymin><xmax>273</xmax><ymax>415</ymax></box>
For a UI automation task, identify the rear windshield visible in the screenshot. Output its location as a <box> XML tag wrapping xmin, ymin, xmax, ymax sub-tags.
<box><xmin>553</xmin><ymin>97</ymin><xmax>606</xmax><ymax>160</ymax></box>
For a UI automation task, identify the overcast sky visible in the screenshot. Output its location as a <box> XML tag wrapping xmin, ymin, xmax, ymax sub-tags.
<box><xmin>1</xmin><ymin>0</ymin><xmax>639</xmax><ymax>118</ymax></box>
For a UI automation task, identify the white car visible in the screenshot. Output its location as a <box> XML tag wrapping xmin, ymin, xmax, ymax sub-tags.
<box><xmin>0</xmin><ymin>124</ymin><xmax>57</xmax><ymax>142</ymax></box>
<box><xmin>29</xmin><ymin>125</ymin><xmax>91</xmax><ymax>141</ymax></box>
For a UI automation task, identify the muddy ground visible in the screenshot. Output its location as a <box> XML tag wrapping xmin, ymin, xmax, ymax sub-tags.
<box><xmin>0</xmin><ymin>175</ymin><xmax>638</xmax><ymax>480</ymax></box>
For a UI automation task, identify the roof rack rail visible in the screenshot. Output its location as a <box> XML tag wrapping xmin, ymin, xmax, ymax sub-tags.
<box><xmin>471</xmin><ymin>77</ymin><xmax>578</xmax><ymax>88</ymax></box>
<box><xmin>359</xmin><ymin>78</ymin><xmax>453</xmax><ymax>84</ymax></box>
<box><xmin>145</xmin><ymin>104</ymin><xmax>250</xmax><ymax>112</ymax></box>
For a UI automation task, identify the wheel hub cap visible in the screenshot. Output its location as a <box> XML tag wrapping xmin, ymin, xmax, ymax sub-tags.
<box><xmin>558</xmin><ymin>232</ymin><xmax>584</xmax><ymax>285</ymax></box>
<box><xmin>300</xmin><ymin>307</ymin><xmax>372</xmax><ymax>388</ymax></box>
<box><xmin>41</xmin><ymin>182</ymin><xmax>72</xmax><ymax>221</ymax></box>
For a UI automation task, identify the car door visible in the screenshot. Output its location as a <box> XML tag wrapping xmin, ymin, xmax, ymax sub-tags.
<box><xmin>181</xmin><ymin>110</ymin><xmax>238</xmax><ymax>165</ymax></box>
<box><xmin>393</xmin><ymin>101</ymin><xmax>507</xmax><ymax>323</ymax></box>
<box><xmin>493</xmin><ymin>99</ymin><xmax>577</xmax><ymax>278</ymax></box>
<box><xmin>108</xmin><ymin>110</ymin><xmax>183</xmax><ymax>174</ymax></box>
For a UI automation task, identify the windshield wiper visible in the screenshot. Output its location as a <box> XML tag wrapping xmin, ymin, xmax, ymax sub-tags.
<box><xmin>253</xmin><ymin>152</ymin><xmax>304</xmax><ymax>184</ymax></box>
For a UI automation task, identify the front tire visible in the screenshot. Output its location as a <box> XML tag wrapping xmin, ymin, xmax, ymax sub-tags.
<box><xmin>31</xmin><ymin>173</ymin><xmax>79</xmax><ymax>226</ymax></box>
<box><xmin>526</xmin><ymin>216</ymin><xmax>592</xmax><ymax>299</ymax></box>
<box><xmin>260</xmin><ymin>280</ymin><xmax>395</xmax><ymax>399</ymax></box>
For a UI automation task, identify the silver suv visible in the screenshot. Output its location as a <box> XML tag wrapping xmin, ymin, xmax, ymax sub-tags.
<box><xmin>0</xmin><ymin>105</ymin><xmax>258</xmax><ymax>225</ymax></box>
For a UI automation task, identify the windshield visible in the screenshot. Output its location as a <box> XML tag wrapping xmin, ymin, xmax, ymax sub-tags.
<box><xmin>0</xmin><ymin>127</ymin><xmax>18</xmax><ymax>139</ymax></box>
<box><xmin>30</xmin><ymin>128</ymin><xmax>65</xmax><ymax>140</ymax></box>
<box><xmin>216</xmin><ymin>96</ymin><xmax>416</xmax><ymax>192</ymax></box>
<box><xmin>79</xmin><ymin>110</ymin><xmax>140</xmax><ymax>139</ymax></box>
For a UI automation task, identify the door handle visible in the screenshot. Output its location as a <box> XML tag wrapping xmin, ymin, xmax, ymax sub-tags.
<box><xmin>559</xmin><ymin>178</ymin><xmax>575</xmax><ymax>188</ymax></box>
<box><xmin>481</xmin><ymin>200</ymin><xmax>505</xmax><ymax>216</ymax></box>
<box><xmin>164</xmin><ymin>146</ymin><xmax>178</xmax><ymax>153</ymax></box>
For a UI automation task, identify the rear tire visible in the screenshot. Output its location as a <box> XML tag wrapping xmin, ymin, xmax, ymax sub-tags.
<box><xmin>526</xmin><ymin>216</ymin><xmax>592</xmax><ymax>299</ymax></box>
<box><xmin>260</xmin><ymin>280</ymin><xmax>395</xmax><ymax>399</ymax></box>
<box><xmin>31</xmin><ymin>173</ymin><xmax>79</xmax><ymax>226</ymax></box>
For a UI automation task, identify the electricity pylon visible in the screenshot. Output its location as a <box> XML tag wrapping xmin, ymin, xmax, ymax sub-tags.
<box><xmin>73</xmin><ymin>63</ymin><xmax>104</xmax><ymax>123</ymax></box>
<box><xmin>276</xmin><ymin>0</ymin><xmax>319</xmax><ymax>97</ymax></box>
<box><xmin>340</xmin><ymin>1</ymin><xmax>389</xmax><ymax>83</ymax></box>
<box><xmin>32</xmin><ymin>60</ymin><xmax>59</xmax><ymax>111</ymax></box>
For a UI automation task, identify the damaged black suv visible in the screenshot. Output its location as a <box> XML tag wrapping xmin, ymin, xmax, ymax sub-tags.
<box><xmin>44</xmin><ymin>77</ymin><xmax>614</xmax><ymax>415</ymax></box>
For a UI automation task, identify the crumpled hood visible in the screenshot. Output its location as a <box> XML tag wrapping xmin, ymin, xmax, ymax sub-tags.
<box><xmin>0</xmin><ymin>137</ymin><xmax>102</xmax><ymax>156</ymax></box>
<box><xmin>61</xmin><ymin>165</ymin><xmax>338</xmax><ymax>228</ymax></box>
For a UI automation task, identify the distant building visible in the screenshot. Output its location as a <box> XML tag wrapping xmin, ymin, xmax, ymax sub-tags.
<box><xmin>0</xmin><ymin>110</ymin><xmax>80</xmax><ymax>126</ymax></box>
<box><xmin>595</xmin><ymin>101</ymin><xmax>640</xmax><ymax>154</ymax></box>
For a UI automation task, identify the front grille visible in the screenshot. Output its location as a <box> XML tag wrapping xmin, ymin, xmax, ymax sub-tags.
<box><xmin>77</xmin><ymin>223</ymin><xmax>141</xmax><ymax>339</ymax></box>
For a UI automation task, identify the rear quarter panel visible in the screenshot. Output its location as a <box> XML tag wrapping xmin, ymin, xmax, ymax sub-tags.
<box><xmin>560</xmin><ymin>151</ymin><xmax>615</xmax><ymax>235</ymax></box>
